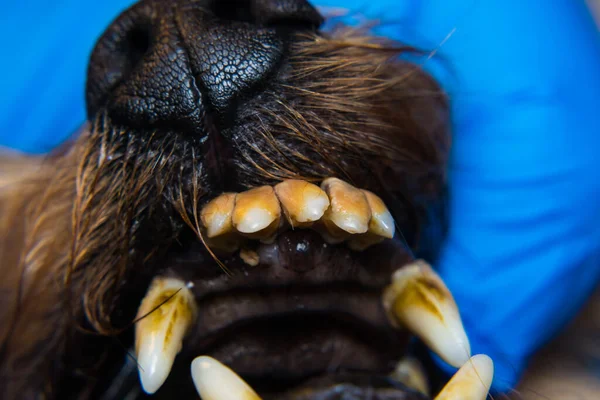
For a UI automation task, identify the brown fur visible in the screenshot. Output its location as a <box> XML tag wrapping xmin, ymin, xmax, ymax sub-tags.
<box><xmin>0</xmin><ymin>28</ymin><xmax>448</xmax><ymax>398</ymax></box>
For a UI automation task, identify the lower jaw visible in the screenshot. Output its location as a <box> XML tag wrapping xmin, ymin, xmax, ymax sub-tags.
<box><xmin>147</xmin><ymin>371</ymin><xmax>428</xmax><ymax>400</ymax></box>
<box><xmin>152</xmin><ymin>314</ymin><xmax>412</xmax><ymax>399</ymax></box>
<box><xmin>150</xmin><ymin>317</ymin><xmax>412</xmax><ymax>398</ymax></box>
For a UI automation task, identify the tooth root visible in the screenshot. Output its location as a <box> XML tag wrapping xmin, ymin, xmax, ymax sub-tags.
<box><xmin>434</xmin><ymin>355</ymin><xmax>494</xmax><ymax>400</ymax></box>
<box><xmin>347</xmin><ymin>233</ymin><xmax>386</xmax><ymax>251</ymax></box>
<box><xmin>191</xmin><ymin>356</ymin><xmax>262</xmax><ymax>400</ymax></box>
<box><xmin>135</xmin><ymin>277</ymin><xmax>197</xmax><ymax>394</ymax></box>
<box><xmin>205</xmin><ymin>235</ymin><xmax>244</xmax><ymax>253</ymax></box>
<box><xmin>232</xmin><ymin>186</ymin><xmax>281</xmax><ymax>241</ymax></box>
<box><xmin>274</xmin><ymin>179</ymin><xmax>330</xmax><ymax>228</ymax></box>
<box><xmin>320</xmin><ymin>178</ymin><xmax>371</xmax><ymax>235</ymax></box>
<box><xmin>382</xmin><ymin>260</ymin><xmax>471</xmax><ymax>368</ymax></box>
<box><xmin>390</xmin><ymin>357</ymin><xmax>430</xmax><ymax>397</ymax></box>
<box><xmin>312</xmin><ymin>219</ymin><xmax>352</xmax><ymax>244</ymax></box>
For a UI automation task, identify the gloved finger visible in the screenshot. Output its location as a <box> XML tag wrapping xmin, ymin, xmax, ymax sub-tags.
<box><xmin>0</xmin><ymin>0</ymin><xmax>135</xmax><ymax>153</ymax></box>
<box><xmin>316</xmin><ymin>0</ymin><xmax>600</xmax><ymax>392</ymax></box>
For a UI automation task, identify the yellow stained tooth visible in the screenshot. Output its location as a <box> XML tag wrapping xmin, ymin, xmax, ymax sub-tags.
<box><xmin>232</xmin><ymin>186</ymin><xmax>281</xmax><ymax>240</ymax></box>
<box><xmin>362</xmin><ymin>190</ymin><xmax>395</xmax><ymax>239</ymax></box>
<box><xmin>320</xmin><ymin>178</ymin><xmax>371</xmax><ymax>236</ymax></box>
<box><xmin>382</xmin><ymin>260</ymin><xmax>471</xmax><ymax>368</ymax></box>
<box><xmin>274</xmin><ymin>179</ymin><xmax>330</xmax><ymax>228</ymax></box>
<box><xmin>191</xmin><ymin>356</ymin><xmax>262</xmax><ymax>400</ymax></box>
<box><xmin>239</xmin><ymin>248</ymin><xmax>260</xmax><ymax>266</ymax></box>
<box><xmin>434</xmin><ymin>355</ymin><xmax>494</xmax><ymax>400</ymax></box>
<box><xmin>201</xmin><ymin>193</ymin><xmax>243</xmax><ymax>251</ymax></box>
<box><xmin>135</xmin><ymin>277</ymin><xmax>197</xmax><ymax>394</ymax></box>
<box><xmin>347</xmin><ymin>191</ymin><xmax>395</xmax><ymax>251</ymax></box>
<box><xmin>201</xmin><ymin>193</ymin><xmax>236</xmax><ymax>238</ymax></box>
<box><xmin>390</xmin><ymin>357</ymin><xmax>430</xmax><ymax>396</ymax></box>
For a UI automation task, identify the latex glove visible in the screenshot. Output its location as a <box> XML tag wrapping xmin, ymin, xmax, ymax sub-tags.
<box><xmin>3</xmin><ymin>0</ymin><xmax>600</xmax><ymax>394</ymax></box>
<box><xmin>315</xmin><ymin>0</ymin><xmax>600</xmax><ymax>392</ymax></box>
<box><xmin>0</xmin><ymin>0</ymin><xmax>134</xmax><ymax>153</ymax></box>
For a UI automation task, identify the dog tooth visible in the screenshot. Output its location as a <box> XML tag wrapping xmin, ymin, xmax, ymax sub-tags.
<box><xmin>390</xmin><ymin>357</ymin><xmax>430</xmax><ymax>396</ymax></box>
<box><xmin>201</xmin><ymin>193</ymin><xmax>243</xmax><ymax>251</ymax></box>
<box><xmin>382</xmin><ymin>260</ymin><xmax>471</xmax><ymax>368</ymax></box>
<box><xmin>347</xmin><ymin>191</ymin><xmax>395</xmax><ymax>250</ymax></box>
<box><xmin>135</xmin><ymin>277</ymin><xmax>197</xmax><ymax>394</ymax></box>
<box><xmin>320</xmin><ymin>178</ymin><xmax>371</xmax><ymax>235</ymax></box>
<box><xmin>191</xmin><ymin>356</ymin><xmax>262</xmax><ymax>400</ymax></box>
<box><xmin>274</xmin><ymin>179</ymin><xmax>330</xmax><ymax>227</ymax></box>
<box><xmin>362</xmin><ymin>190</ymin><xmax>395</xmax><ymax>238</ymax></box>
<box><xmin>434</xmin><ymin>355</ymin><xmax>494</xmax><ymax>400</ymax></box>
<box><xmin>232</xmin><ymin>186</ymin><xmax>281</xmax><ymax>240</ymax></box>
<box><xmin>240</xmin><ymin>248</ymin><xmax>260</xmax><ymax>266</ymax></box>
<box><xmin>201</xmin><ymin>193</ymin><xmax>236</xmax><ymax>238</ymax></box>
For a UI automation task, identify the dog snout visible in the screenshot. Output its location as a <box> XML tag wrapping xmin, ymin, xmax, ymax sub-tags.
<box><xmin>85</xmin><ymin>0</ymin><xmax>322</xmax><ymax>136</ymax></box>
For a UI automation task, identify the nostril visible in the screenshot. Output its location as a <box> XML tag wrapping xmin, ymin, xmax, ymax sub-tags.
<box><xmin>121</xmin><ymin>26</ymin><xmax>152</xmax><ymax>72</ymax></box>
<box><xmin>86</xmin><ymin>4</ymin><xmax>155</xmax><ymax>118</ymax></box>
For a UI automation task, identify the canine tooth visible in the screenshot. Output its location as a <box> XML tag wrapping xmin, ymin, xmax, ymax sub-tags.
<box><xmin>135</xmin><ymin>277</ymin><xmax>197</xmax><ymax>394</ymax></box>
<box><xmin>201</xmin><ymin>193</ymin><xmax>236</xmax><ymax>238</ymax></box>
<box><xmin>382</xmin><ymin>260</ymin><xmax>471</xmax><ymax>368</ymax></box>
<box><xmin>362</xmin><ymin>190</ymin><xmax>395</xmax><ymax>238</ymax></box>
<box><xmin>434</xmin><ymin>354</ymin><xmax>494</xmax><ymax>400</ymax></box>
<box><xmin>391</xmin><ymin>357</ymin><xmax>430</xmax><ymax>396</ymax></box>
<box><xmin>320</xmin><ymin>178</ymin><xmax>371</xmax><ymax>235</ymax></box>
<box><xmin>232</xmin><ymin>186</ymin><xmax>281</xmax><ymax>240</ymax></box>
<box><xmin>274</xmin><ymin>179</ymin><xmax>330</xmax><ymax>227</ymax></box>
<box><xmin>191</xmin><ymin>356</ymin><xmax>262</xmax><ymax>400</ymax></box>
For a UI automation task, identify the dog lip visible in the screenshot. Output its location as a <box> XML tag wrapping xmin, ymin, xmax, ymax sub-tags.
<box><xmin>182</xmin><ymin>284</ymin><xmax>409</xmax><ymax>382</ymax></box>
<box><xmin>154</xmin><ymin>230</ymin><xmax>414</xmax><ymax>386</ymax></box>
<box><xmin>134</xmin><ymin>283</ymin><xmax>411</xmax><ymax>397</ymax></box>
<box><xmin>190</xmin><ymin>284</ymin><xmax>391</xmax><ymax>345</ymax></box>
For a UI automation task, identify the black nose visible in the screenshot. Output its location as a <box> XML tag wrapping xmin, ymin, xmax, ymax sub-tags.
<box><xmin>86</xmin><ymin>0</ymin><xmax>322</xmax><ymax>135</ymax></box>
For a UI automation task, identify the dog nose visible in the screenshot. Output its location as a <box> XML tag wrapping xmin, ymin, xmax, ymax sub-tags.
<box><xmin>86</xmin><ymin>0</ymin><xmax>322</xmax><ymax>135</ymax></box>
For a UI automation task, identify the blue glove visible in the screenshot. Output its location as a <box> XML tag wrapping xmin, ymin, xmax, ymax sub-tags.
<box><xmin>314</xmin><ymin>0</ymin><xmax>600</xmax><ymax>392</ymax></box>
<box><xmin>0</xmin><ymin>0</ymin><xmax>134</xmax><ymax>153</ymax></box>
<box><xmin>3</xmin><ymin>0</ymin><xmax>600</xmax><ymax>394</ymax></box>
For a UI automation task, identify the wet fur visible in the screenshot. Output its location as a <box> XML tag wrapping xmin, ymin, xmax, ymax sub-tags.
<box><xmin>0</xmin><ymin>28</ymin><xmax>448</xmax><ymax>398</ymax></box>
